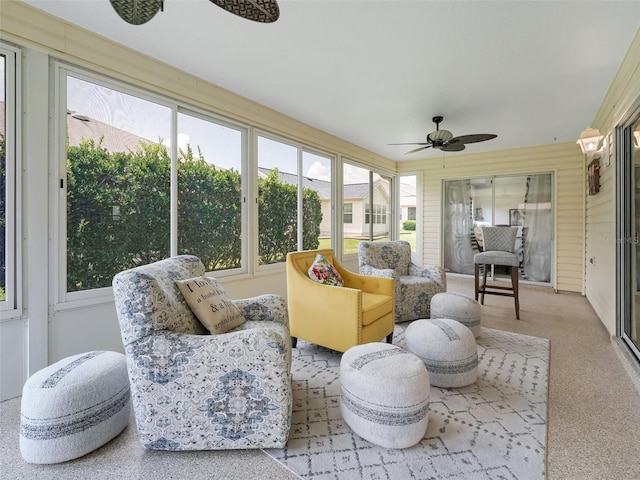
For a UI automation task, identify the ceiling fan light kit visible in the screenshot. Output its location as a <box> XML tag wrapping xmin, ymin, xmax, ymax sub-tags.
<box><xmin>390</xmin><ymin>115</ymin><xmax>497</xmax><ymax>154</ymax></box>
<box><xmin>109</xmin><ymin>0</ymin><xmax>280</xmax><ymax>25</ymax></box>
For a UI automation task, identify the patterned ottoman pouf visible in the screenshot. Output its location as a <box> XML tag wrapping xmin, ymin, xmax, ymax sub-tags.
<box><xmin>340</xmin><ymin>342</ymin><xmax>430</xmax><ymax>449</ymax></box>
<box><xmin>406</xmin><ymin>318</ymin><xmax>478</xmax><ymax>388</ymax></box>
<box><xmin>430</xmin><ymin>292</ymin><xmax>482</xmax><ymax>337</ymax></box>
<box><xmin>20</xmin><ymin>351</ymin><xmax>131</xmax><ymax>464</ymax></box>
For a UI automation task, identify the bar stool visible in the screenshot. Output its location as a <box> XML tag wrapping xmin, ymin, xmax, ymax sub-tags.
<box><xmin>474</xmin><ymin>226</ymin><xmax>520</xmax><ymax>319</ymax></box>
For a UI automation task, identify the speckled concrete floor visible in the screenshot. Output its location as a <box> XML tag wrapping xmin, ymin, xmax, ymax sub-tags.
<box><xmin>2</xmin><ymin>276</ymin><xmax>639</xmax><ymax>479</ymax></box>
<box><xmin>446</xmin><ymin>275</ymin><xmax>640</xmax><ymax>480</ymax></box>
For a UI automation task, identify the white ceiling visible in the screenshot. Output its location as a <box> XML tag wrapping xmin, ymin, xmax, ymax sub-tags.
<box><xmin>21</xmin><ymin>0</ymin><xmax>640</xmax><ymax>162</ymax></box>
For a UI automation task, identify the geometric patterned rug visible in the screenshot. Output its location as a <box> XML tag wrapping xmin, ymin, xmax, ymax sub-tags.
<box><xmin>264</xmin><ymin>326</ymin><xmax>549</xmax><ymax>480</ymax></box>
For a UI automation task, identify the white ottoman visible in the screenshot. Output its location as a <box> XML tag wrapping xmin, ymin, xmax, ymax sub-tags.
<box><xmin>20</xmin><ymin>351</ymin><xmax>131</xmax><ymax>464</ymax></box>
<box><xmin>406</xmin><ymin>319</ymin><xmax>478</xmax><ymax>388</ymax></box>
<box><xmin>430</xmin><ymin>292</ymin><xmax>482</xmax><ymax>337</ymax></box>
<box><xmin>340</xmin><ymin>342</ymin><xmax>430</xmax><ymax>449</ymax></box>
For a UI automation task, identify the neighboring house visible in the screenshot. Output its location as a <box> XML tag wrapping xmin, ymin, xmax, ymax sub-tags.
<box><xmin>342</xmin><ymin>179</ymin><xmax>390</xmax><ymax>239</ymax></box>
<box><xmin>399</xmin><ymin>181</ymin><xmax>416</xmax><ymax>223</ymax></box>
<box><xmin>260</xmin><ymin>168</ymin><xmax>392</xmax><ymax>238</ymax></box>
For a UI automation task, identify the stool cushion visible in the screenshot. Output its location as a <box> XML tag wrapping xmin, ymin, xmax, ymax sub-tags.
<box><xmin>430</xmin><ymin>292</ymin><xmax>482</xmax><ymax>337</ymax></box>
<box><xmin>405</xmin><ymin>319</ymin><xmax>478</xmax><ymax>388</ymax></box>
<box><xmin>20</xmin><ymin>351</ymin><xmax>131</xmax><ymax>464</ymax></box>
<box><xmin>474</xmin><ymin>250</ymin><xmax>520</xmax><ymax>267</ymax></box>
<box><xmin>340</xmin><ymin>343</ymin><xmax>430</xmax><ymax>449</ymax></box>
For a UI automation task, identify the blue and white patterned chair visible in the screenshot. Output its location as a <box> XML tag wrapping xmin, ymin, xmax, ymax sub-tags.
<box><xmin>358</xmin><ymin>240</ymin><xmax>447</xmax><ymax>322</ymax></box>
<box><xmin>112</xmin><ymin>255</ymin><xmax>292</xmax><ymax>450</ymax></box>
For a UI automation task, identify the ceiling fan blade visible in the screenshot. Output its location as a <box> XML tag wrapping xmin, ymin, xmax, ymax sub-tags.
<box><xmin>441</xmin><ymin>142</ymin><xmax>466</xmax><ymax>152</ymax></box>
<box><xmin>210</xmin><ymin>0</ymin><xmax>280</xmax><ymax>23</ymax></box>
<box><xmin>451</xmin><ymin>134</ymin><xmax>497</xmax><ymax>144</ymax></box>
<box><xmin>388</xmin><ymin>142</ymin><xmax>430</xmax><ymax>146</ymax></box>
<box><xmin>109</xmin><ymin>0</ymin><xmax>163</xmax><ymax>25</ymax></box>
<box><xmin>405</xmin><ymin>145</ymin><xmax>432</xmax><ymax>154</ymax></box>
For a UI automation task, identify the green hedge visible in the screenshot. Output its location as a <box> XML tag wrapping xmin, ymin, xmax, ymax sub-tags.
<box><xmin>66</xmin><ymin>139</ymin><xmax>321</xmax><ymax>291</ymax></box>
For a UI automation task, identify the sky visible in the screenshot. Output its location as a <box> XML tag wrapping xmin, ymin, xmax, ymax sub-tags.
<box><xmin>67</xmin><ymin>75</ymin><xmax>415</xmax><ymax>187</ymax></box>
<box><xmin>65</xmin><ymin>74</ymin><xmax>417</xmax><ymax>188</ymax></box>
<box><xmin>66</xmin><ymin>75</ymin><xmax>346</xmax><ymax>181</ymax></box>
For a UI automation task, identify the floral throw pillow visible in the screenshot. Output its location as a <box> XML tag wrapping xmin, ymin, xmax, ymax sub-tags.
<box><xmin>308</xmin><ymin>254</ymin><xmax>344</xmax><ymax>286</ymax></box>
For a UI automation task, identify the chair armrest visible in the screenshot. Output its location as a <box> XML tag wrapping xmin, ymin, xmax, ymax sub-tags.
<box><xmin>359</xmin><ymin>265</ymin><xmax>396</xmax><ymax>279</ymax></box>
<box><xmin>409</xmin><ymin>263</ymin><xmax>447</xmax><ymax>289</ymax></box>
<box><xmin>339</xmin><ymin>268</ymin><xmax>394</xmax><ymax>297</ymax></box>
<box><xmin>233</xmin><ymin>294</ymin><xmax>288</xmax><ymax>328</ymax></box>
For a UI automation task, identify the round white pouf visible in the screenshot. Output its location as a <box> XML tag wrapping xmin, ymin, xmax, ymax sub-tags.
<box><xmin>20</xmin><ymin>351</ymin><xmax>131</xmax><ymax>464</ymax></box>
<box><xmin>406</xmin><ymin>319</ymin><xmax>479</xmax><ymax>388</ymax></box>
<box><xmin>430</xmin><ymin>292</ymin><xmax>482</xmax><ymax>337</ymax></box>
<box><xmin>340</xmin><ymin>342</ymin><xmax>430</xmax><ymax>449</ymax></box>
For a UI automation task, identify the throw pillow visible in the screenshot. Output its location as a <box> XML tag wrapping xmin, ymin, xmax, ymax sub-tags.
<box><xmin>175</xmin><ymin>276</ymin><xmax>246</xmax><ymax>334</ymax></box>
<box><xmin>308</xmin><ymin>254</ymin><xmax>344</xmax><ymax>286</ymax></box>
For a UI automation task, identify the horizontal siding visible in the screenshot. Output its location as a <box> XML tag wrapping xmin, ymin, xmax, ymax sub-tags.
<box><xmin>410</xmin><ymin>142</ymin><xmax>584</xmax><ymax>292</ymax></box>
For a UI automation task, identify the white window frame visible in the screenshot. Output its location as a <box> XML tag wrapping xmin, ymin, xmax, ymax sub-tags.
<box><xmin>0</xmin><ymin>43</ymin><xmax>22</xmax><ymax>319</ymax></box>
<box><xmin>254</xmin><ymin>129</ymin><xmax>335</xmax><ymax>272</ymax></box>
<box><xmin>342</xmin><ymin>158</ymin><xmax>397</xmax><ymax>257</ymax></box>
<box><xmin>54</xmin><ymin>63</ymin><xmax>251</xmax><ymax>308</ymax></box>
<box><xmin>175</xmin><ymin>105</ymin><xmax>249</xmax><ymax>278</ymax></box>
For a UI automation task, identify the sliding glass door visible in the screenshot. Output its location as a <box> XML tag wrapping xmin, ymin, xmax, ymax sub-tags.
<box><xmin>443</xmin><ymin>173</ymin><xmax>553</xmax><ymax>284</ymax></box>
<box><xmin>617</xmin><ymin>114</ymin><xmax>640</xmax><ymax>360</ymax></box>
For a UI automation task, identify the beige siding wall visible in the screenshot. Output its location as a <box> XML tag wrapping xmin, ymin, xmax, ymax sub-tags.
<box><xmin>588</xmin><ymin>28</ymin><xmax>640</xmax><ymax>335</ymax></box>
<box><xmin>399</xmin><ymin>142</ymin><xmax>585</xmax><ymax>293</ymax></box>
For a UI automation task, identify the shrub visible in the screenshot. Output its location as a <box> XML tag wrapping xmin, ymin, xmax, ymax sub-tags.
<box><xmin>403</xmin><ymin>220</ymin><xmax>416</xmax><ymax>231</ymax></box>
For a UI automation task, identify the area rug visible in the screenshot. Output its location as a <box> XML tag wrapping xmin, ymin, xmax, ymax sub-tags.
<box><xmin>264</xmin><ymin>326</ymin><xmax>549</xmax><ymax>480</ymax></box>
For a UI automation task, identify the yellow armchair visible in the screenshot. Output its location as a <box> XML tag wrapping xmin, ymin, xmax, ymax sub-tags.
<box><xmin>286</xmin><ymin>249</ymin><xmax>395</xmax><ymax>352</ymax></box>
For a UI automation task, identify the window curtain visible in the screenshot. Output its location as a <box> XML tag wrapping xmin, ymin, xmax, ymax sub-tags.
<box><xmin>523</xmin><ymin>174</ymin><xmax>552</xmax><ymax>282</ymax></box>
<box><xmin>443</xmin><ymin>179</ymin><xmax>474</xmax><ymax>274</ymax></box>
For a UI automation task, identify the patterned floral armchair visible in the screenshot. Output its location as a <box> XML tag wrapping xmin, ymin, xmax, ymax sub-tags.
<box><xmin>358</xmin><ymin>240</ymin><xmax>447</xmax><ymax>322</ymax></box>
<box><xmin>112</xmin><ymin>255</ymin><xmax>292</xmax><ymax>450</ymax></box>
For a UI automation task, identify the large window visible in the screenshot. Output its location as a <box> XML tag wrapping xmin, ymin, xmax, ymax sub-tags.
<box><xmin>58</xmin><ymin>66</ymin><xmax>336</xmax><ymax>301</ymax></box>
<box><xmin>343</xmin><ymin>161</ymin><xmax>393</xmax><ymax>254</ymax></box>
<box><xmin>176</xmin><ymin>111</ymin><xmax>244</xmax><ymax>272</ymax></box>
<box><xmin>64</xmin><ymin>73</ymin><xmax>172</xmax><ymax>296</ymax></box>
<box><xmin>257</xmin><ymin>134</ymin><xmax>333</xmax><ymax>264</ymax></box>
<box><xmin>0</xmin><ymin>44</ymin><xmax>19</xmax><ymax>315</ymax></box>
<box><xmin>399</xmin><ymin>174</ymin><xmax>418</xmax><ymax>254</ymax></box>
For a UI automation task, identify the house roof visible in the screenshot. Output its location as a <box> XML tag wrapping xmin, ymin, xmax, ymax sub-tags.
<box><xmin>66</xmin><ymin>110</ymin><xmax>150</xmax><ymax>153</ymax></box>
<box><xmin>20</xmin><ymin>1</ymin><xmax>640</xmax><ymax>162</ymax></box>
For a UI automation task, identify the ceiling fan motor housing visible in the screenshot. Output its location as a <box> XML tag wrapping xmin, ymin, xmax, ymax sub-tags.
<box><xmin>428</xmin><ymin>129</ymin><xmax>453</xmax><ymax>147</ymax></box>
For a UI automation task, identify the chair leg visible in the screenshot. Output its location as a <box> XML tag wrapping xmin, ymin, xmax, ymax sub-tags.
<box><xmin>386</xmin><ymin>331</ymin><xmax>394</xmax><ymax>344</ymax></box>
<box><xmin>291</xmin><ymin>336</ymin><xmax>298</xmax><ymax>348</ymax></box>
<box><xmin>474</xmin><ymin>263</ymin><xmax>480</xmax><ymax>301</ymax></box>
<box><xmin>511</xmin><ymin>266</ymin><xmax>520</xmax><ymax>320</ymax></box>
<box><xmin>480</xmin><ymin>263</ymin><xmax>488</xmax><ymax>305</ymax></box>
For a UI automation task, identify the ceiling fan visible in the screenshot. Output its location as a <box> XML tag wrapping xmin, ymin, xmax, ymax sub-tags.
<box><xmin>109</xmin><ymin>0</ymin><xmax>280</xmax><ymax>26</ymax></box>
<box><xmin>390</xmin><ymin>116</ymin><xmax>497</xmax><ymax>154</ymax></box>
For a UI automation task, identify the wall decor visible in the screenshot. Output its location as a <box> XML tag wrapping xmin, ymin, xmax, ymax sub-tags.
<box><xmin>509</xmin><ymin>209</ymin><xmax>524</xmax><ymax>226</ymax></box>
<box><xmin>588</xmin><ymin>158</ymin><xmax>600</xmax><ymax>195</ymax></box>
